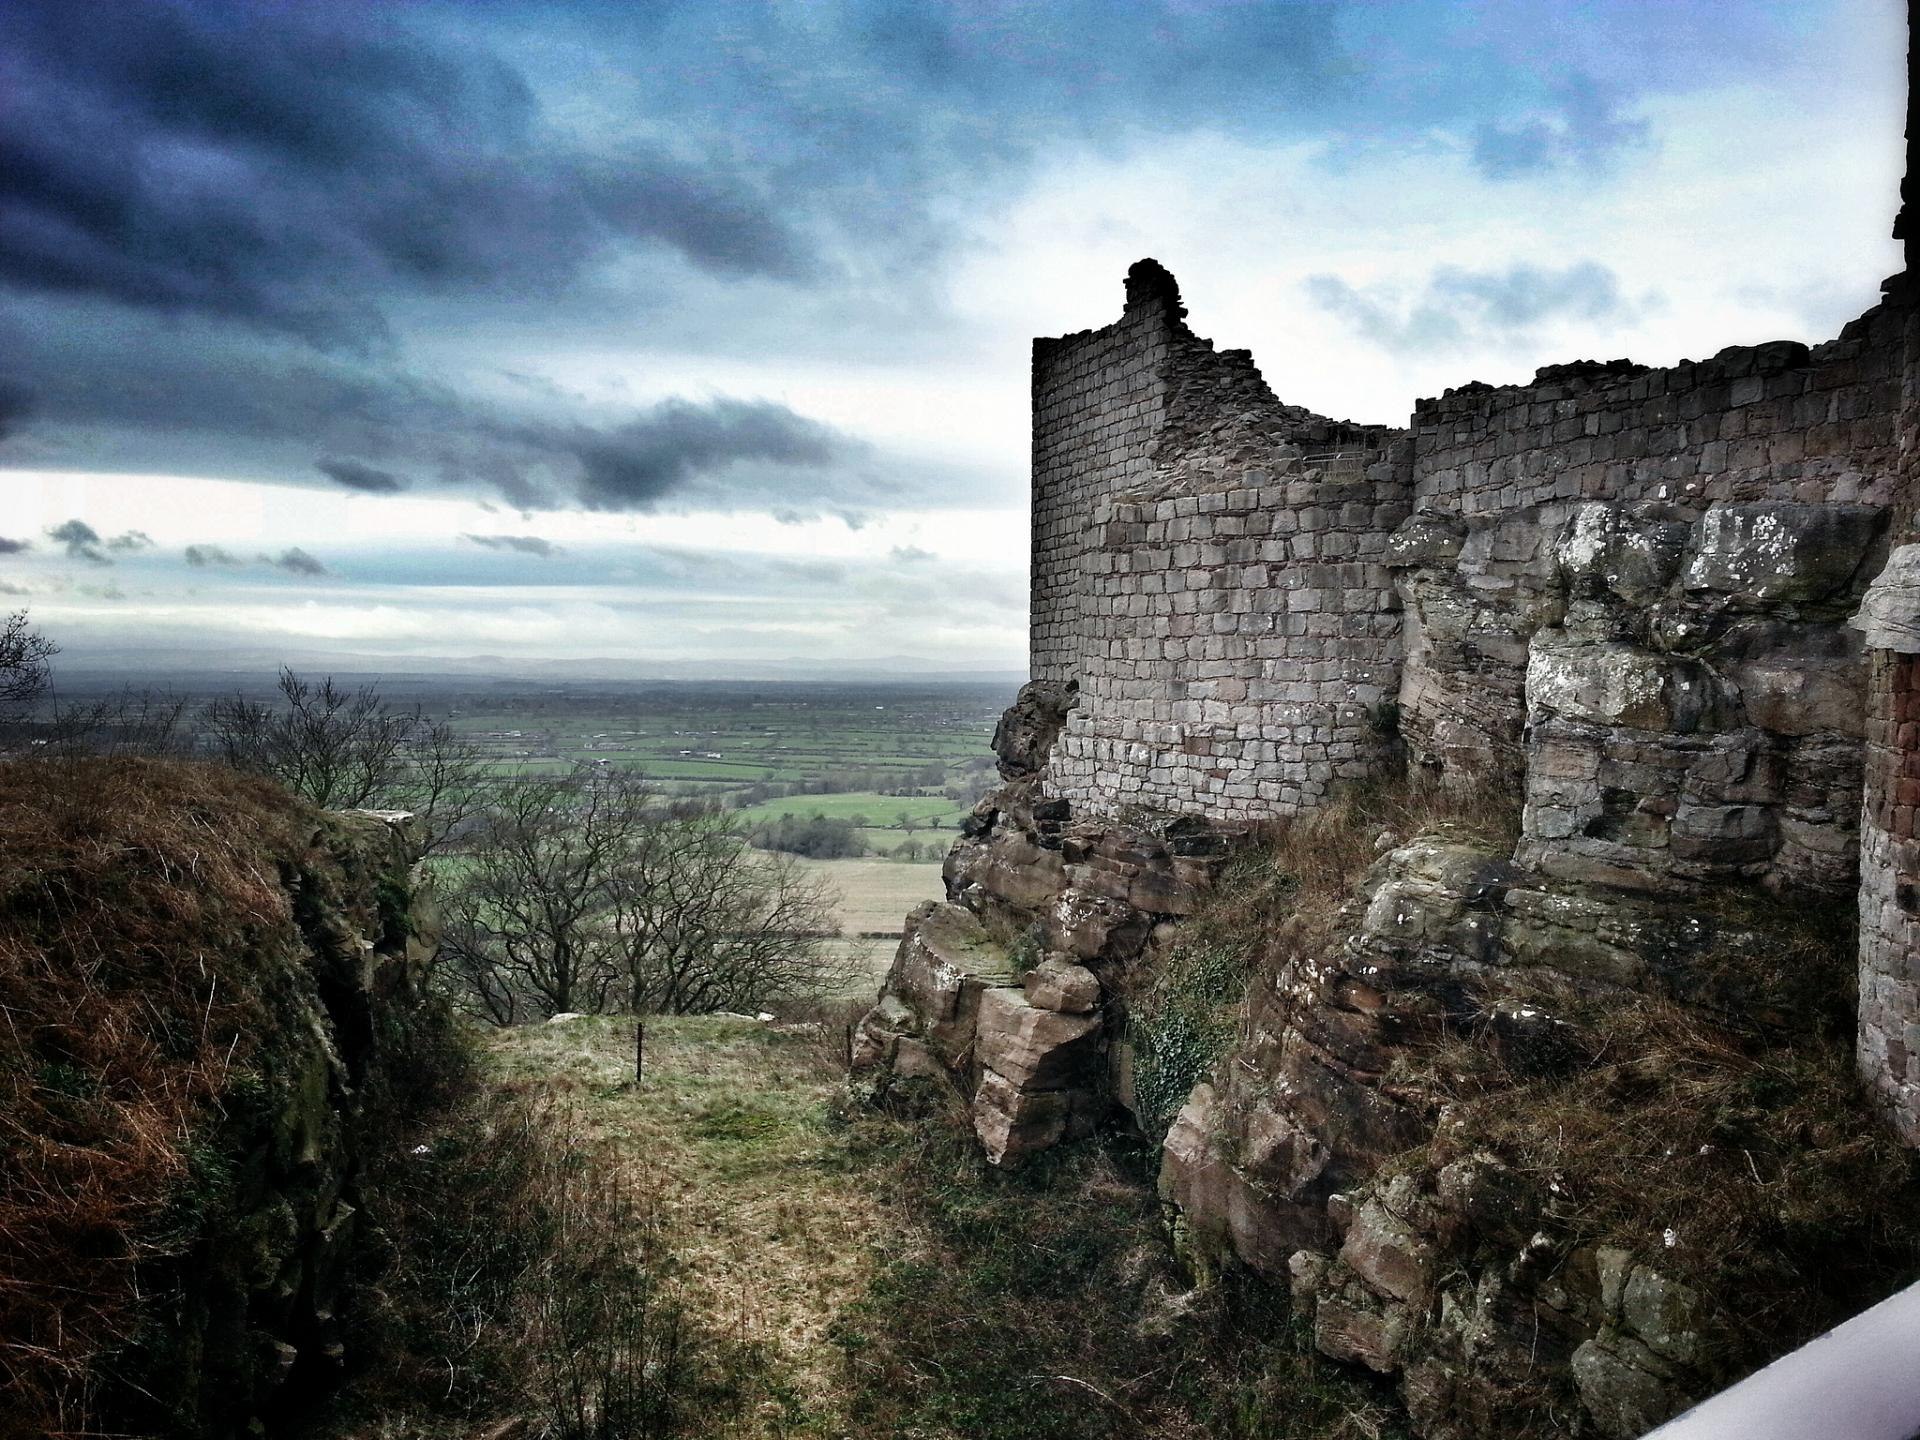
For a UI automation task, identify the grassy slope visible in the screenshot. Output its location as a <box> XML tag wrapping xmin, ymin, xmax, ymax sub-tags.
<box><xmin>485</xmin><ymin>1014</ymin><xmax>901</xmax><ymax>1437</ymax></box>
<box><xmin>471</xmin><ymin>1014</ymin><xmax>1403</xmax><ymax>1440</ymax></box>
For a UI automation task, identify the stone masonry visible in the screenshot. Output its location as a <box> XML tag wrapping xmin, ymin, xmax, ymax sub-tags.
<box><xmin>1023</xmin><ymin>204</ymin><xmax>1920</xmax><ymax>1140</ymax></box>
<box><xmin>855</xmin><ymin>15</ymin><xmax>1920</xmax><ymax>1430</ymax></box>
<box><xmin>1035</xmin><ymin>261</ymin><xmax>1403</xmax><ymax>820</ymax></box>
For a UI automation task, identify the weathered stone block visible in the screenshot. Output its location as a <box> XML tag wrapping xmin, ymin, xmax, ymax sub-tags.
<box><xmin>1527</xmin><ymin>635</ymin><xmax>1736</xmax><ymax>735</ymax></box>
<box><xmin>1683</xmin><ymin>501</ymin><xmax>1883</xmax><ymax>606</ymax></box>
<box><xmin>974</xmin><ymin>986</ymin><xmax>1102</xmax><ymax>1090</ymax></box>
<box><xmin>1023</xmin><ymin>955</ymin><xmax>1101</xmax><ymax>1013</ymax></box>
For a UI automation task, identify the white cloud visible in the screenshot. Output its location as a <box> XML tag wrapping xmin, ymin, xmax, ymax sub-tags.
<box><xmin>955</xmin><ymin>57</ymin><xmax>1902</xmax><ymax>426</ymax></box>
<box><xmin>0</xmin><ymin>0</ymin><xmax>1902</xmax><ymax>675</ymax></box>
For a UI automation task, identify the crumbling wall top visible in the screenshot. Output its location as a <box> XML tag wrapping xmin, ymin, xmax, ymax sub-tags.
<box><xmin>1124</xmin><ymin>257</ymin><xmax>1188</xmax><ymax>319</ymax></box>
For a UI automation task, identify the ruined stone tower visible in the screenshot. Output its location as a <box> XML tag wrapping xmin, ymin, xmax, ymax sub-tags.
<box><xmin>1028</xmin><ymin>246</ymin><xmax>1918</xmax><ymax>1136</ymax></box>
<box><xmin>853</xmin><ymin>11</ymin><xmax>1920</xmax><ymax>1432</ymax></box>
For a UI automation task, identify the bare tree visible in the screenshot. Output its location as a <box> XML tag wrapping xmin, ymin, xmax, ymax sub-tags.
<box><xmin>394</xmin><ymin>714</ymin><xmax>489</xmax><ymax>854</ymax></box>
<box><xmin>608</xmin><ymin>799</ymin><xmax>849</xmax><ymax>1015</ymax></box>
<box><xmin>204</xmin><ymin>669</ymin><xmax>483</xmax><ymax>851</ymax></box>
<box><xmin>434</xmin><ymin>889</ymin><xmax>528</xmax><ymax>1026</ymax></box>
<box><xmin>43</xmin><ymin>690</ymin><xmax>190</xmax><ymax>758</ymax></box>
<box><xmin>441</xmin><ymin>771</ymin><xmax>640</xmax><ymax>1018</ymax></box>
<box><xmin>0</xmin><ymin>611</ymin><xmax>55</xmax><ymax>716</ymax></box>
<box><xmin>438</xmin><ymin>773</ymin><xmax>850</xmax><ymax>1024</ymax></box>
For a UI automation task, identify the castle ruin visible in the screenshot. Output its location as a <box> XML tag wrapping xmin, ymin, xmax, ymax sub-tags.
<box><xmin>1029</xmin><ymin>223</ymin><xmax>1919</xmax><ymax>1146</ymax></box>
<box><xmin>853</xmin><ymin>20</ymin><xmax>1920</xmax><ymax>1433</ymax></box>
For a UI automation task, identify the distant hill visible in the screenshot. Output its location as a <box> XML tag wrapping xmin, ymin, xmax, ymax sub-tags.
<box><xmin>46</xmin><ymin>643</ymin><xmax>1027</xmax><ymax>691</ymax></box>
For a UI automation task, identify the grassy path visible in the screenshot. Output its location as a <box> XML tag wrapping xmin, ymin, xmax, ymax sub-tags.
<box><xmin>485</xmin><ymin>1013</ymin><xmax>902</xmax><ymax>1438</ymax></box>
<box><xmin>467</xmin><ymin>1012</ymin><xmax>1403</xmax><ymax>1440</ymax></box>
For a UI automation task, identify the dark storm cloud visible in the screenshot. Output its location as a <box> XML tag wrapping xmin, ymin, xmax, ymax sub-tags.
<box><xmin>0</xmin><ymin>0</ymin><xmax>808</xmax><ymax>346</ymax></box>
<box><xmin>1470</xmin><ymin>75</ymin><xmax>1651</xmax><ymax>180</ymax></box>
<box><xmin>48</xmin><ymin>519</ymin><xmax>109</xmax><ymax>563</ymax></box>
<box><xmin>106</xmin><ymin>530</ymin><xmax>153</xmax><ymax>552</ymax></box>
<box><xmin>0</xmin><ymin>0</ymin><xmax>1366</xmax><ymax>349</ymax></box>
<box><xmin>184</xmin><ymin>544</ymin><xmax>241</xmax><ymax>567</ymax></box>
<box><xmin>0</xmin><ymin>0</ymin><xmax>1816</xmax><ymax>512</ymax></box>
<box><xmin>317</xmin><ymin>458</ymin><xmax>408</xmax><ymax>494</ymax></box>
<box><xmin>268</xmin><ymin>548</ymin><xmax>328</xmax><ymax>577</ymax></box>
<box><xmin>0</xmin><ymin>537</ymin><xmax>32</xmax><ymax>555</ymax></box>
<box><xmin>0</xmin><ymin>378</ymin><xmax>34</xmax><ymax>442</ymax></box>
<box><xmin>464</xmin><ymin>534</ymin><xmax>562</xmax><ymax>557</ymax></box>
<box><xmin>0</xmin><ymin>300</ymin><xmax>887</xmax><ymax>512</ymax></box>
<box><xmin>0</xmin><ymin>0</ymin><xmax>1724</xmax><ymax>358</ymax></box>
<box><xmin>1305</xmin><ymin>261</ymin><xmax>1639</xmax><ymax>353</ymax></box>
<box><xmin>558</xmin><ymin>399</ymin><xmax>849</xmax><ymax>511</ymax></box>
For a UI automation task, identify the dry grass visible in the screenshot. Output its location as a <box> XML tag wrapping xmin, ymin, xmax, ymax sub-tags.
<box><xmin>0</xmin><ymin>756</ymin><xmax>321</xmax><ymax>1437</ymax></box>
<box><xmin>1409</xmin><ymin>897</ymin><xmax>1920</xmax><ymax>1382</ymax></box>
<box><xmin>831</xmin><ymin>1095</ymin><xmax>1409</xmax><ymax>1440</ymax></box>
<box><xmin>330</xmin><ymin>1081</ymin><xmax>740</xmax><ymax>1440</ymax></box>
<box><xmin>336</xmin><ymin>1007</ymin><xmax>1411</xmax><ymax>1439</ymax></box>
<box><xmin>1124</xmin><ymin>775</ymin><xmax>1522</xmax><ymax>1138</ymax></box>
<box><xmin>1241</xmin><ymin>772</ymin><xmax>1521</xmax><ymax>959</ymax></box>
<box><xmin>483</xmin><ymin>1012</ymin><xmax>905</xmax><ymax>1435</ymax></box>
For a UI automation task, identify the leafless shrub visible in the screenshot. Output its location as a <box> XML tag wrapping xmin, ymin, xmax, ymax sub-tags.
<box><xmin>437</xmin><ymin>770</ymin><xmax>642</xmax><ymax>1019</ymax></box>
<box><xmin>439</xmin><ymin>772</ymin><xmax>849</xmax><ymax>1023</ymax></box>
<box><xmin>612</xmin><ymin>800</ymin><xmax>851</xmax><ymax>1014</ymax></box>
<box><xmin>0</xmin><ymin>610</ymin><xmax>55</xmax><ymax>716</ymax></box>
<box><xmin>37</xmin><ymin>688</ymin><xmax>191</xmax><ymax>760</ymax></box>
<box><xmin>204</xmin><ymin>667</ymin><xmax>484</xmax><ymax>852</ymax></box>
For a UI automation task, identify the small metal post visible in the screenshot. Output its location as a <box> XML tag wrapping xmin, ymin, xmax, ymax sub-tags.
<box><xmin>634</xmin><ymin>1018</ymin><xmax>645</xmax><ymax>1085</ymax></box>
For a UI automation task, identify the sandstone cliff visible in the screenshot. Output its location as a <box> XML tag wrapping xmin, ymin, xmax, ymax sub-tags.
<box><xmin>853</xmin><ymin>674</ymin><xmax>1918</xmax><ymax>1436</ymax></box>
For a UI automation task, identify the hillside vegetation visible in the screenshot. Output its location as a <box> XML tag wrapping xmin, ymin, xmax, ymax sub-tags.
<box><xmin>324</xmin><ymin>1010</ymin><xmax>1410</xmax><ymax>1440</ymax></box>
<box><xmin>0</xmin><ymin>757</ymin><xmax>458</xmax><ymax>1438</ymax></box>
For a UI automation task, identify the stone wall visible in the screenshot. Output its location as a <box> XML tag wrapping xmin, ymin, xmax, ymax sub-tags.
<box><xmin>1030</xmin><ymin>263</ymin><xmax>1178</xmax><ymax>681</ymax></box>
<box><xmin>1048</xmin><ymin>457</ymin><xmax>1406</xmax><ymax>820</ymax></box>
<box><xmin>1396</xmin><ymin>316</ymin><xmax>1908</xmax><ymax>786</ymax></box>
<box><xmin>1854</xmin><ymin>53</ymin><xmax>1920</xmax><ymax>1148</ymax></box>
<box><xmin>1028</xmin><ymin>251</ymin><xmax>1920</xmax><ymax>1136</ymax></box>
<box><xmin>1859</xmin><ymin>642</ymin><xmax>1920</xmax><ymax>1144</ymax></box>
<box><xmin>1033</xmin><ymin>271</ymin><xmax>1903</xmax><ymax>886</ymax></box>
<box><xmin>1030</xmin><ymin>262</ymin><xmax>1405</xmax><ymax>816</ymax></box>
<box><xmin>1017</xmin><ymin>0</ymin><xmax>1920</xmax><ymax>1150</ymax></box>
<box><xmin>1411</xmin><ymin>329</ymin><xmax>1904</xmax><ymax>520</ymax></box>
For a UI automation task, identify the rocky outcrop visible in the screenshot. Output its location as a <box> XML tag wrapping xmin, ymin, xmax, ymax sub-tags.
<box><xmin>1153</xmin><ymin>830</ymin><xmax>1858</xmax><ymax>1437</ymax></box>
<box><xmin>0</xmin><ymin>763</ymin><xmax>448</xmax><ymax>1440</ymax></box>
<box><xmin>1292</xmin><ymin>1164</ymin><xmax>1710</xmax><ymax>1440</ymax></box>
<box><xmin>852</xmin><ymin>685</ymin><xmax>1227</xmax><ymax>1164</ymax></box>
<box><xmin>1390</xmin><ymin>496</ymin><xmax>1888</xmax><ymax>896</ymax></box>
<box><xmin>135</xmin><ymin>807</ymin><xmax>444</xmax><ymax>1437</ymax></box>
<box><xmin>988</xmin><ymin>677</ymin><xmax>1078</xmax><ymax>780</ymax></box>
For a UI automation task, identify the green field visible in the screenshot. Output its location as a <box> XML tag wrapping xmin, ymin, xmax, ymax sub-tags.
<box><xmin>735</xmin><ymin>791</ymin><xmax>966</xmax><ymax>830</ymax></box>
<box><xmin>409</xmin><ymin>683</ymin><xmax>995</xmax><ymax>984</ymax></box>
<box><xmin>440</xmin><ymin>685</ymin><xmax>1002</xmax><ymax>813</ymax></box>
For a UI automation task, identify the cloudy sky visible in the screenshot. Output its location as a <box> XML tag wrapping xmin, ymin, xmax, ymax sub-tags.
<box><xmin>0</xmin><ymin>0</ymin><xmax>1907</xmax><ymax>678</ymax></box>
